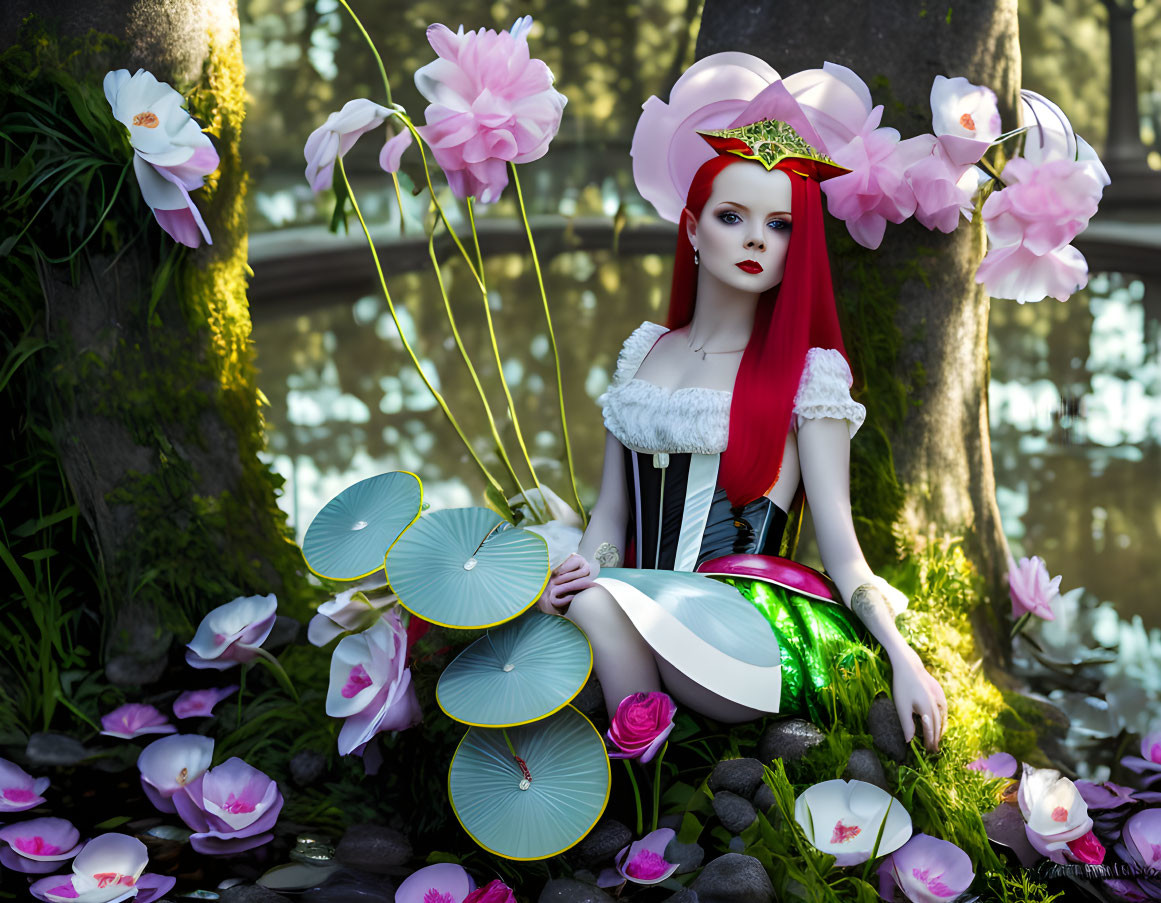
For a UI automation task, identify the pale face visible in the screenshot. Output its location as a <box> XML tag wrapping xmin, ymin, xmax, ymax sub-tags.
<box><xmin>685</xmin><ymin>163</ymin><xmax>793</xmax><ymax>295</ymax></box>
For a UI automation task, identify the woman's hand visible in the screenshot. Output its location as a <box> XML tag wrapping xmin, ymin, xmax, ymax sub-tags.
<box><xmin>536</xmin><ymin>553</ymin><xmax>600</xmax><ymax>614</ymax></box>
<box><xmin>887</xmin><ymin>643</ymin><xmax>948</xmax><ymax>753</ymax></box>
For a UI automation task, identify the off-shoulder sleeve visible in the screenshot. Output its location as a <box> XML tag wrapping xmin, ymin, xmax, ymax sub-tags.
<box><xmin>793</xmin><ymin>347</ymin><xmax>866</xmax><ymax>438</ymax></box>
<box><xmin>597</xmin><ymin>321</ymin><xmax>668</xmax><ymax>407</ymax></box>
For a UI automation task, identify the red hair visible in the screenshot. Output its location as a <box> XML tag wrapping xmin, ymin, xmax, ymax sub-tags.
<box><xmin>667</xmin><ymin>155</ymin><xmax>849</xmax><ymax>506</ymax></box>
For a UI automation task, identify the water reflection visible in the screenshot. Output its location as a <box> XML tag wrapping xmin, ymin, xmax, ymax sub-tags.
<box><xmin>254</xmin><ymin>259</ymin><xmax>1160</xmax><ymax>636</ymax></box>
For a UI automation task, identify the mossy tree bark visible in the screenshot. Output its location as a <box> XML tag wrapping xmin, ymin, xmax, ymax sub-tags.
<box><xmin>0</xmin><ymin>1</ymin><xmax>308</xmax><ymax>686</ymax></box>
<box><xmin>697</xmin><ymin>1</ymin><xmax>1017</xmax><ymax>661</ymax></box>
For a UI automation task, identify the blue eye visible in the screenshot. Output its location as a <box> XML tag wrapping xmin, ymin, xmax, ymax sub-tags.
<box><xmin>717</xmin><ymin>211</ymin><xmax>741</xmax><ymax>225</ymax></box>
<box><xmin>768</xmin><ymin>219</ymin><xmax>791</xmax><ymax>231</ymax></box>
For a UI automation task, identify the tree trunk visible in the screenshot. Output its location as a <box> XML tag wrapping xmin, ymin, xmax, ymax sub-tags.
<box><xmin>697</xmin><ymin>1</ymin><xmax>1017</xmax><ymax>657</ymax></box>
<box><xmin>0</xmin><ymin>2</ymin><xmax>308</xmax><ymax>689</ymax></box>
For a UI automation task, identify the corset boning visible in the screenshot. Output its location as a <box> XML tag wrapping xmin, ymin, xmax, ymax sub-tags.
<box><xmin>623</xmin><ymin>448</ymin><xmax>788</xmax><ymax>570</ymax></box>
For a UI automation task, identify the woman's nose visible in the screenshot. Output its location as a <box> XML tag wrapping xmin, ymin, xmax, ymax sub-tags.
<box><xmin>745</xmin><ymin>234</ymin><xmax>766</xmax><ymax>252</ymax></box>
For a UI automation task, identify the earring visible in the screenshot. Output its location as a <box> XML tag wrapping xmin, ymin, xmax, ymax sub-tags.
<box><xmin>693</xmin><ymin>249</ymin><xmax>699</xmax><ymax>266</ymax></box>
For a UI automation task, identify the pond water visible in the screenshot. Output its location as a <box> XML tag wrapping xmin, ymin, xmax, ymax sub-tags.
<box><xmin>252</xmin><ymin>250</ymin><xmax>1161</xmax><ymax>635</ymax></box>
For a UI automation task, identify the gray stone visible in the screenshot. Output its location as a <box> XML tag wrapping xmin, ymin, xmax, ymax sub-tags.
<box><xmin>104</xmin><ymin>653</ymin><xmax>168</xmax><ymax>687</ymax></box>
<box><xmin>708</xmin><ymin>758</ymin><xmax>765</xmax><ymax>798</ymax></box>
<box><xmin>711</xmin><ymin>791</ymin><xmax>757</xmax><ymax>834</ymax></box>
<box><xmin>26</xmin><ymin>732</ymin><xmax>88</xmax><ymax>766</ymax></box>
<box><xmin>334</xmin><ymin>825</ymin><xmax>411</xmax><ymax>873</ymax></box>
<box><xmin>666</xmin><ymin>890</ymin><xmax>699</xmax><ymax>903</ymax></box>
<box><xmin>843</xmin><ymin>748</ymin><xmax>888</xmax><ymax>791</ymax></box>
<box><xmin>690</xmin><ymin>853</ymin><xmax>775</xmax><ymax>903</ymax></box>
<box><xmin>867</xmin><ymin>694</ymin><xmax>908</xmax><ymax>763</ymax></box>
<box><xmin>289</xmin><ymin>750</ymin><xmax>326</xmax><ymax>787</ymax></box>
<box><xmin>658</xmin><ymin>813</ymin><xmax>682</xmax><ymax>831</ymax></box>
<box><xmin>757</xmin><ymin>718</ymin><xmax>824</xmax><ymax>765</ymax></box>
<box><xmin>664</xmin><ymin>838</ymin><xmax>705</xmax><ymax>875</ymax></box>
<box><xmin>220</xmin><ymin>886</ymin><xmax>292</xmax><ymax>903</ymax></box>
<box><xmin>102</xmin><ymin>601</ymin><xmax>172</xmax><ymax>687</ymax></box>
<box><xmin>751</xmin><ymin>783</ymin><xmax>777</xmax><ymax>813</ymax></box>
<box><xmin>566</xmin><ymin>819</ymin><xmax>631</xmax><ymax>868</ymax></box>
<box><xmin>538</xmin><ymin>879</ymin><xmax>616</xmax><ymax>903</ymax></box>
<box><xmin>571</xmin><ymin>675</ymin><xmax>604</xmax><ymax>717</ymax></box>
<box><xmin>304</xmin><ymin>869</ymin><xmax>394</xmax><ymax>902</ymax></box>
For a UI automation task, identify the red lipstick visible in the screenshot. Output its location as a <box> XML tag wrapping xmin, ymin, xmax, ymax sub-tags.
<box><xmin>736</xmin><ymin>260</ymin><xmax>763</xmax><ymax>274</ymax></box>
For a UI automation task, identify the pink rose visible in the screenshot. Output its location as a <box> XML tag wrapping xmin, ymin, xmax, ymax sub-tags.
<box><xmin>462</xmin><ymin>879</ymin><xmax>516</xmax><ymax>903</ymax></box>
<box><xmin>606</xmin><ymin>692</ymin><xmax>676</xmax><ymax>763</ymax></box>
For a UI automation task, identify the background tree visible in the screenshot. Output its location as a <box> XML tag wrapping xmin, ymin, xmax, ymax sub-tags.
<box><xmin>697</xmin><ymin>1</ymin><xmax>1019</xmax><ymax>657</ymax></box>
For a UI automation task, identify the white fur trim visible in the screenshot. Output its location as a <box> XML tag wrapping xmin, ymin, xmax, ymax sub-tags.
<box><xmin>793</xmin><ymin>348</ymin><xmax>866</xmax><ymax>438</ymax></box>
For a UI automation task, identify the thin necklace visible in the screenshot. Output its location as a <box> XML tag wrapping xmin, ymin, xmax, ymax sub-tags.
<box><xmin>687</xmin><ymin>336</ymin><xmax>747</xmax><ymax>360</ymax></box>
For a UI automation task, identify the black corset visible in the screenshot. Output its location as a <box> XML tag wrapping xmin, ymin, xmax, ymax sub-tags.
<box><xmin>623</xmin><ymin>448</ymin><xmax>787</xmax><ymax>570</ymax></box>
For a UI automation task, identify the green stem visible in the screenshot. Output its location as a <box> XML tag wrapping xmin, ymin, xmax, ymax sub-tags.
<box><xmin>509</xmin><ymin>163</ymin><xmax>587</xmax><ymax>528</ymax></box>
<box><xmin>1010</xmin><ymin>611</ymin><xmax>1032</xmax><ymax>640</ymax></box>
<box><xmin>622</xmin><ymin>759</ymin><xmax>643</xmax><ymax>835</ymax></box>
<box><xmin>337</xmin><ymin>155</ymin><xmax>505</xmax><ymax>496</ymax></box>
<box><xmin>502</xmin><ymin>728</ymin><xmax>519</xmax><ymax>759</ymax></box>
<box><xmin>251</xmin><ymin>646</ymin><xmax>299</xmax><ymax>703</ymax></box>
<box><xmin>54</xmin><ymin>690</ymin><xmax>100</xmax><ymax>733</ymax></box>
<box><xmin>465</xmin><ymin>197</ymin><xmax>548</xmax><ymax>523</ymax></box>
<box><xmin>976</xmin><ymin>153</ymin><xmax>1006</xmax><ymax>189</ymax></box>
<box><xmin>650</xmin><ymin>741</ymin><xmax>667</xmax><ymax>832</ymax></box>
<box><xmin>336</xmin><ymin>0</ymin><xmax>393</xmax><ymax>107</ymax></box>
<box><xmin>426</xmin><ymin>217</ymin><xmax>531</xmax><ymax>505</ymax></box>
<box><xmin>236</xmin><ymin>664</ymin><xmax>247</xmax><ymax>729</ymax></box>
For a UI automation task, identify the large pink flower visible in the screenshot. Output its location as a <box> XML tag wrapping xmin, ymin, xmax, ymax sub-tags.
<box><xmin>172</xmin><ymin>757</ymin><xmax>283</xmax><ymax>855</ymax></box>
<box><xmin>29</xmin><ymin>833</ymin><xmax>174</xmax><ymax>903</ymax></box>
<box><xmin>905</xmin><ymin>137</ymin><xmax>982</xmax><ymax>234</ymax></box>
<box><xmin>325</xmin><ymin>610</ymin><xmax>421</xmax><ymax>756</ymax></box>
<box><xmin>597</xmin><ymin>828</ymin><xmax>680</xmax><ymax>887</ymax></box>
<box><xmin>99</xmin><ymin>703</ymin><xmax>176</xmax><ymax>740</ymax></box>
<box><xmin>412</xmin><ymin>16</ymin><xmax>567</xmax><ymax>203</ymax></box>
<box><xmin>395</xmin><ymin>862</ymin><xmax>475</xmax><ymax>903</ymax></box>
<box><xmin>606</xmin><ymin>692</ymin><xmax>676</xmax><ymax>763</ymax></box>
<box><xmin>1007</xmin><ymin>555</ymin><xmax>1061</xmax><ymax>621</ymax></box>
<box><xmin>186</xmin><ymin>593</ymin><xmax>278</xmax><ymax>670</ymax></box>
<box><xmin>1121</xmin><ymin>730</ymin><xmax>1161</xmax><ymax>787</ymax></box>
<box><xmin>976</xmin><ymin>156</ymin><xmax>1103</xmax><ymax>303</ymax></box>
<box><xmin>103</xmin><ymin>69</ymin><xmax>218</xmax><ymax>248</ymax></box>
<box><xmin>0</xmin><ymin>757</ymin><xmax>49</xmax><ymax>813</ymax></box>
<box><xmin>878</xmin><ymin>833</ymin><xmax>975</xmax><ymax>903</ymax></box>
<box><xmin>1017</xmin><ymin>764</ymin><xmax>1093</xmax><ymax>864</ymax></box>
<box><xmin>0</xmin><ymin>818</ymin><xmax>82</xmax><ymax>875</ymax></box>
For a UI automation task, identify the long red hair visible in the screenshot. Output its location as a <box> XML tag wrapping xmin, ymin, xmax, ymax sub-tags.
<box><xmin>667</xmin><ymin>155</ymin><xmax>849</xmax><ymax>506</ymax></box>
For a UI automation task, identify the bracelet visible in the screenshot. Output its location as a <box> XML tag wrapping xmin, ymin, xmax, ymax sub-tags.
<box><xmin>594</xmin><ymin>542</ymin><xmax>621</xmax><ymax>568</ymax></box>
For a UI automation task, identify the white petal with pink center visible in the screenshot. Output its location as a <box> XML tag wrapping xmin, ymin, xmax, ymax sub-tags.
<box><xmin>65</xmin><ymin>833</ymin><xmax>148</xmax><ymax>903</ymax></box>
<box><xmin>930</xmin><ymin>75</ymin><xmax>1001</xmax><ymax>167</ymax></box>
<box><xmin>0</xmin><ymin>817</ymin><xmax>82</xmax><ymax>862</ymax></box>
<box><xmin>103</xmin><ymin>69</ymin><xmax>216</xmax><ymax>169</ymax></box>
<box><xmin>1017</xmin><ymin>764</ymin><xmax>1092</xmax><ymax>863</ymax></box>
<box><xmin>307</xmin><ymin>583</ymin><xmax>396</xmax><ymax>647</ymax></box>
<box><xmin>0</xmin><ymin>757</ymin><xmax>50</xmax><ymax>812</ymax></box>
<box><xmin>326</xmin><ymin>613</ymin><xmax>406</xmax><ymax>719</ymax></box>
<box><xmin>200</xmin><ymin>760</ymin><xmax>280</xmax><ymax>833</ymax></box>
<box><xmin>794</xmin><ymin>779</ymin><xmax>913</xmax><ymax>867</ymax></box>
<box><xmin>186</xmin><ymin>593</ymin><xmax>278</xmax><ymax>666</ymax></box>
<box><xmin>137</xmin><ymin>734</ymin><xmax>214</xmax><ymax>808</ymax></box>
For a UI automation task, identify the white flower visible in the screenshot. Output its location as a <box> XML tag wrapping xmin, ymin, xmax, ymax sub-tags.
<box><xmin>794</xmin><ymin>779</ymin><xmax>913</xmax><ymax>866</ymax></box>
<box><xmin>930</xmin><ymin>75</ymin><xmax>1001</xmax><ymax>166</ymax></box>
<box><xmin>1017</xmin><ymin>764</ymin><xmax>1092</xmax><ymax>863</ymax></box>
<box><xmin>103</xmin><ymin>69</ymin><xmax>219</xmax><ymax>247</ymax></box>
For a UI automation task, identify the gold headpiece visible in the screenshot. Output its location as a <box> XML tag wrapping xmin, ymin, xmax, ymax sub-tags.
<box><xmin>697</xmin><ymin>119</ymin><xmax>850</xmax><ymax>182</ymax></box>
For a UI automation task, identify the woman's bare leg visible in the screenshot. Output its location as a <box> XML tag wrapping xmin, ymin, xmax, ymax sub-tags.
<box><xmin>566</xmin><ymin>585</ymin><xmax>660</xmax><ymax>716</ymax></box>
<box><xmin>655</xmin><ymin>657</ymin><xmax>765</xmax><ymax>724</ymax></box>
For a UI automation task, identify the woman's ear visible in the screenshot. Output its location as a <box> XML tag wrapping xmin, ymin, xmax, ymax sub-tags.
<box><xmin>682</xmin><ymin>208</ymin><xmax>697</xmax><ymax>249</ymax></box>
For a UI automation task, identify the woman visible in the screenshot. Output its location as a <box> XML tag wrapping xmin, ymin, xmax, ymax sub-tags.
<box><xmin>537</xmin><ymin>120</ymin><xmax>948</xmax><ymax>752</ymax></box>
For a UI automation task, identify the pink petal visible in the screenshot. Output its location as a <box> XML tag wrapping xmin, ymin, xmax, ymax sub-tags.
<box><xmin>379</xmin><ymin>129</ymin><xmax>414</xmax><ymax>173</ymax></box>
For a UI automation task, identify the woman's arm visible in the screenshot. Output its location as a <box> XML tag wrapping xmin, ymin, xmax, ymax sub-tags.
<box><xmin>796</xmin><ymin>416</ymin><xmax>948</xmax><ymax>752</ymax></box>
<box><xmin>536</xmin><ymin>430</ymin><xmax>629</xmax><ymax>612</ymax></box>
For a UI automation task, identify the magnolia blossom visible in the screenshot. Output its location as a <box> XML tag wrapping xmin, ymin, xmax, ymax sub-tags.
<box><xmin>977</xmin><ymin>156</ymin><xmax>1103</xmax><ymax>304</ymax></box>
<box><xmin>137</xmin><ymin>734</ymin><xmax>215</xmax><ymax>815</ymax></box>
<box><xmin>186</xmin><ymin>593</ymin><xmax>278</xmax><ymax>670</ymax></box>
<box><xmin>1017</xmin><ymin>764</ymin><xmax>1096</xmax><ymax>864</ymax></box>
<box><xmin>173</xmin><ymin>685</ymin><xmax>238</xmax><ymax>719</ymax></box>
<box><xmin>304</xmin><ymin>98</ymin><xmax>398</xmax><ymax>192</ymax></box>
<box><xmin>411</xmin><ymin>16</ymin><xmax>567</xmax><ymax>203</ymax></box>
<box><xmin>877</xmin><ymin>833</ymin><xmax>975</xmax><ymax>903</ymax></box>
<box><xmin>395</xmin><ymin>862</ymin><xmax>475</xmax><ymax>903</ymax></box>
<box><xmin>326</xmin><ymin>610</ymin><xmax>422</xmax><ymax>756</ymax></box>
<box><xmin>1008</xmin><ymin>555</ymin><xmax>1062</xmax><ymax>621</ymax></box>
<box><xmin>606</xmin><ymin>692</ymin><xmax>676</xmax><ymax>763</ymax></box>
<box><xmin>99</xmin><ymin>704</ymin><xmax>176</xmax><ymax>740</ymax></box>
<box><xmin>0</xmin><ymin>757</ymin><xmax>50</xmax><ymax>813</ymax></box>
<box><xmin>172</xmin><ymin>757</ymin><xmax>283</xmax><ymax>855</ymax></box>
<box><xmin>794</xmin><ymin>779</ymin><xmax>913</xmax><ymax>866</ymax></box>
<box><xmin>29</xmin><ymin>833</ymin><xmax>174</xmax><ymax>903</ymax></box>
<box><xmin>930</xmin><ymin>75</ymin><xmax>1001</xmax><ymax>167</ymax></box>
<box><xmin>596</xmin><ymin>828</ymin><xmax>680</xmax><ymax>887</ymax></box>
<box><xmin>967</xmin><ymin>752</ymin><xmax>1018</xmax><ymax>779</ymax></box>
<box><xmin>0</xmin><ymin>818</ymin><xmax>82</xmax><ymax>875</ymax></box>
<box><xmin>103</xmin><ymin>69</ymin><xmax>218</xmax><ymax>247</ymax></box>
<box><xmin>1121</xmin><ymin>730</ymin><xmax>1161</xmax><ymax>786</ymax></box>
<box><xmin>307</xmin><ymin>586</ymin><xmax>396</xmax><ymax>647</ymax></box>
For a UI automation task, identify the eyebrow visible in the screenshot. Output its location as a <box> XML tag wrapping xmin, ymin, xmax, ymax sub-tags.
<box><xmin>716</xmin><ymin>201</ymin><xmax>792</xmax><ymax>217</ymax></box>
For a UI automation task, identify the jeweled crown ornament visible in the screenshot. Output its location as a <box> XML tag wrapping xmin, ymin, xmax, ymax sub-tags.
<box><xmin>698</xmin><ymin>119</ymin><xmax>850</xmax><ymax>182</ymax></box>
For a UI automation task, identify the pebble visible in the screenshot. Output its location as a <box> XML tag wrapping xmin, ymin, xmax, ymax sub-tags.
<box><xmin>707</xmin><ymin>758</ymin><xmax>765</xmax><ymax>798</ymax></box>
<box><xmin>219</xmin><ymin>886</ymin><xmax>291</xmax><ymax>903</ymax></box>
<box><xmin>757</xmin><ymin>718</ymin><xmax>824</xmax><ymax>765</ymax></box>
<box><xmin>711</xmin><ymin>791</ymin><xmax>757</xmax><ymax>834</ymax></box>
<box><xmin>566</xmin><ymin>819</ymin><xmax>631</xmax><ymax>868</ymax></box>
<box><xmin>538</xmin><ymin>878</ymin><xmax>617</xmax><ymax>903</ymax></box>
<box><xmin>334</xmin><ymin>825</ymin><xmax>411</xmax><ymax>873</ymax></box>
<box><xmin>25</xmin><ymin>732</ymin><xmax>88</xmax><ymax>766</ymax></box>
<box><xmin>751</xmin><ymin>784</ymin><xmax>777</xmax><ymax>813</ymax></box>
<box><xmin>690</xmin><ymin>853</ymin><xmax>775</xmax><ymax>903</ymax></box>
<box><xmin>867</xmin><ymin>694</ymin><xmax>908</xmax><ymax>763</ymax></box>
<box><xmin>843</xmin><ymin>748</ymin><xmax>889</xmax><ymax>791</ymax></box>
<box><xmin>664</xmin><ymin>838</ymin><xmax>705</xmax><ymax>875</ymax></box>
